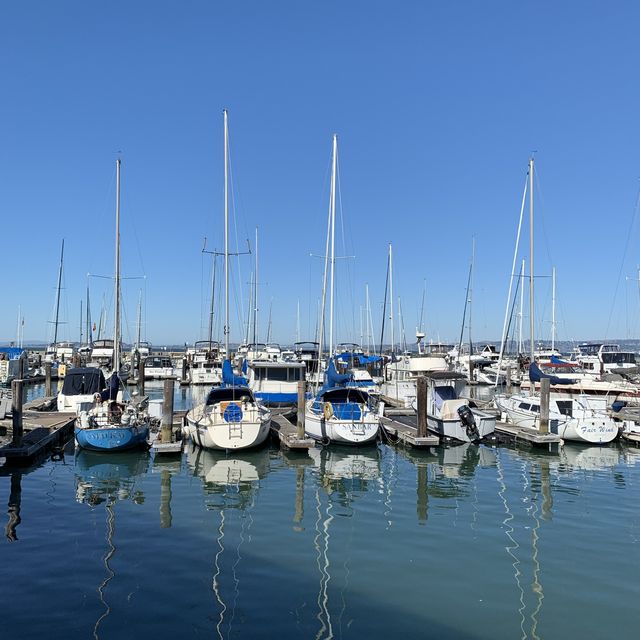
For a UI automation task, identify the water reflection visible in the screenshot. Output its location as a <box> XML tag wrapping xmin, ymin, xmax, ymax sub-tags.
<box><xmin>74</xmin><ymin>451</ymin><xmax>149</xmax><ymax>640</ymax></box>
<box><xmin>186</xmin><ymin>443</ymin><xmax>270</xmax><ymax>640</ymax></box>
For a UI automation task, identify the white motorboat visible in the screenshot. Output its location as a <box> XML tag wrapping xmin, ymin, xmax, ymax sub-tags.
<box><xmin>410</xmin><ymin>370</ymin><xmax>496</xmax><ymax>443</ymax></box>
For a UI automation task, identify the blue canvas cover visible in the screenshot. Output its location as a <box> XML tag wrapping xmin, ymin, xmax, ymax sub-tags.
<box><xmin>222</xmin><ymin>359</ymin><xmax>248</xmax><ymax>387</ymax></box>
<box><xmin>529</xmin><ymin>362</ymin><xmax>575</xmax><ymax>385</ymax></box>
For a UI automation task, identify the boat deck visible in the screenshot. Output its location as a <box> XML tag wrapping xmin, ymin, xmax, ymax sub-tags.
<box><xmin>270</xmin><ymin>414</ymin><xmax>315</xmax><ymax>450</ymax></box>
<box><xmin>380</xmin><ymin>414</ymin><xmax>439</xmax><ymax>447</ymax></box>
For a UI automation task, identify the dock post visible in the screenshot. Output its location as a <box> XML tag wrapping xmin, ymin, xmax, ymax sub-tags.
<box><xmin>181</xmin><ymin>357</ymin><xmax>188</xmax><ymax>384</ymax></box>
<box><xmin>11</xmin><ymin>379</ymin><xmax>24</xmax><ymax>447</ymax></box>
<box><xmin>505</xmin><ymin>365</ymin><xmax>512</xmax><ymax>396</ymax></box>
<box><xmin>161</xmin><ymin>378</ymin><xmax>175</xmax><ymax>443</ymax></box>
<box><xmin>137</xmin><ymin>356</ymin><xmax>145</xmax><ymax>396</ymax></box>
<box><xmin>297</xmin><ymin>380</ymin><xmax>306</xmax><ymax>438</ymax></box>
<box><xmin>468</xmin><ymin>358</ymin><xmax>475</xmax><ymax>383</ymax></box>
<box><xmin>45</xmin><ymin>362</ymin><xmax>52</xmax><ymax>397</ymax></box>
<box><xmin>18</xmin><ymin>356</ymin><xmax>25</xmax><ymax>381</ymax></box>
<box><xmin>539</xmin><ymin>377</ymin><xmax>550</xmax><ymax>434</ymax></box>
<box><xmin>416</xmin><ymin>375</ymin><xmax>428</xmax><ymax>438</ymax></box>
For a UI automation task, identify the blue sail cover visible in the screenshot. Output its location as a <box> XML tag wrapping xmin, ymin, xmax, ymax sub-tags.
<box><xmin>549</xmin><ymin>355</ymin><xmax>571</xmax><ymax>365</ymax></box>
<box><xmin>335</xmin><ymin>352</ymin><xmax>382</xmax><ymax>366</ymax></box>
<box><xmin>529</xmin><ymin>362</ymin><xmax>576</xmax><ymax>385</ymax></box>
<box><xmin>326</xmin><ymin>358</ymin><xmax>353</xmax><ymax>387</ymax></box>
<box><xmin>222</xmin><ymin>359</ymin><xmax>248</xmax><ymax>387</ymax></box>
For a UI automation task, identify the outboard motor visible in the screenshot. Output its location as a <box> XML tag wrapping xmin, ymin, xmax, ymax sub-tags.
<box><xmin>457</xmin><ymin>404</ymin><xmax>480</xmax><ymax>441</ymax></box>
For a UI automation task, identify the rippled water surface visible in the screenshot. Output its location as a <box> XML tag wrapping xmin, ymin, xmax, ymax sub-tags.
<box><xmin>1</xmin><ymin>382</ymin><xmax>639</xmax><ymax>639</ymax></box>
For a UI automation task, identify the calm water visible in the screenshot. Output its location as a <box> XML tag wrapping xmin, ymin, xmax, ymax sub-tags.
<box><xmin>2</xmin><ymin>382</ymin><xmax>640</xmax><ymax>639</ymax></box>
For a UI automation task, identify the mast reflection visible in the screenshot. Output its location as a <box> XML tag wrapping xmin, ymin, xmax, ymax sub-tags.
<box><xmin>74</xmin><ymin>450</ymin><xmax>150</xmax><ymax>640</ymax></box>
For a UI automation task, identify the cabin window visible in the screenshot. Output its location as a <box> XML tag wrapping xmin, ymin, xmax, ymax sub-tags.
<box><xmin>556</xmin><ymin>401</ymin><xmax>573</xmax><ymax>417</ymax></box>
<box><xmin>518</xmin><ymin>402</ymin><xmax>531</xmax><ymax>411</ymax></box>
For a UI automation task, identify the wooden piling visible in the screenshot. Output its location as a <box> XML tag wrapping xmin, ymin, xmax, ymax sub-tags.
<box><xmin>468</xmin><ymin>358</ymin><xmax>475</xmax><ymax>383</ymax></box>
<box><xmin>45</xmin><ymin>362</ymin><xmax>52</xmax><ymax>397</ymax></box>
<box><xmin>161</xmin><ymin>378</ymin><xmax>175</xmax><ymax>443</ymax></box>
<box><xmin>539</xmin><ymin>377</ymin><xmax>550</xmax><ymax>435</ymax></box>
<box><xmin>137</xmin><ymin>356</ymin><xmax>145</xmax><ymax>396</ymax></box>
<box><xmin>181</xmin><ymin>357</ymin><xmax>188</xmax><ymax>384</ymax></box>
<box><xmin>505</xmin><ymin>364</ymin><xmax>512</xmax><ymax>396</ymax></box>
<box><xmin>416</xmin><ymin>375</ymin><xmax>428</xmax><ymax>438</ymax></box>
<box><xmin>297</xmin><ymin>380</ymin><xmax>305</xmax><ymax>439</ymax></box>
<box><xmin>11</xmin><ymin>379</ymin><xmax>24</xmax><ymax>447</ymax></box>
<box><xmin>18</xmin><ymin>357</ymin><xmax>25</xmax><ymax>381</ymax></box>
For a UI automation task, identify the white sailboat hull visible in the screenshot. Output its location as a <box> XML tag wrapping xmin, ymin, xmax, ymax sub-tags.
<box><xmin>185</xmin><ymin>402</ymin><xmax>271</xmax><ymax>450</ymax></box>
<box><xmin>304</xmin><ymin>400</ymin><xmax>379</xmax><ymax>445</ymax></box>
<box><xmin>494</xmin><ymin>395</ymin><xmax>619</xmax><ymax>444</ymax></box>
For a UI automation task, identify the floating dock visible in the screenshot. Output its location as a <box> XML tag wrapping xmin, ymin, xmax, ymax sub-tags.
<box><xmin>0</xmin><ymin>410</ymin><xmax>76</xmax><ymax>463</ymax></box>
<box><xmin>494</xmin><ymin>420</ymin><xmax>563</xmax><ymax>451</ymax></box>
<box><xmin>380</xmin><ymin>415</ymin><xmax>439</xmax><ymax>448</ymax></box>
<box><xmin>270</xmin><ymin>414</ymin><xmax>315</xmax><ymax>450</ymax></box>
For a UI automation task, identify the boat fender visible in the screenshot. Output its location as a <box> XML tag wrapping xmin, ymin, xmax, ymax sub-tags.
<box><xmin>323</xmin><ymin>402</ymin><xmax>334</xmax><ymax>420</ymax></box>
<box><xmin>457</xmin><ymin>404</ymin><xmax>480</xmax><ymax>441</ymax></box>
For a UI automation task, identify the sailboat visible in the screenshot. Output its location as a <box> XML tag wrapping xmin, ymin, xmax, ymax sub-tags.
<box><xmin>185</xmin><ymin>110</ymin><xmax>271</xmax><ymax>451</ymax></box>
<box><xmin>304</xmin><ymin>135</ymin><xmax>380</xmax><ymax>445</ymax></box>
<box><xmin>75</xmin><ymin>159</ymin><xmax>150</xmax><ymax>451</ymax></box>
<box><xmin>494</xmin><ymin>159</ymin><xmax>618</xmax><ymax>444</ymax></box>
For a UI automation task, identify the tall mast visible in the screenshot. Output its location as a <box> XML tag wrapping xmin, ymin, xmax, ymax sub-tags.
<box><xmin>551</xmin><ymin>266</ymin><xmax>556</xmax><ymax>352</ymax></box>
<box><xmin>80</xmin><ymin>300</ymin><xmax>83</xmax><ymax>346</ymax></box>
<box><xmin>468</xmin><ymin>237</ymin><xmax>475</xmax><ymax>356</ymax></box>
<box><xmin>519</xmin><ymin>259</ymin><xmax>525</xmax><ymax>354</ymax></box>
<box><xmin>529</xmin><ymin>157</ymin><xmax>535</xmax><ymax>364</ymax></box>
<box><xmin>253</xmin><ymin>226</ymin><xmax>259</xmax><ymax>346</ymax></box>
<box><xmin>86</xmin><ymin>286</ymin><xmax>91</xmax><ymax>346</ymax></box>
<box><xmin>136</xmin><ymin>289</ymin><xmax>143</xmax><ymax>350</ymax></box>
<box><xmin>53</xmin><ymin>239</ymin><xmax>64</xmax><ymax>345</ymax></box>
<box><xmin>365</xmin><ymin>284</ymin><xmax>371</xmax><ymax>354</ymax></box>
<box><xmin>296</xmin><ymin>299</ymin><xmax>300</xmax><ymax>344</ymax></box>
<box><xmin>209</xmin><ymin>257</ymin><xmax>217</xmax><ymax>346</ymax></box>
<box><xmin>113</xmin><ymin>158</ymin><xmax>121</xmax><ymax>374</ymax></box>
<box><xmin>223</xmin><ymin>109</ymin><xmax>230</xmax><ymax>356</ymax></box>
<box><xmin>328</xmin><ymin>134</ymin><xmax>337</xmax><ymax>359</ymax></box>
<box><xmin>389</xmin><ymin>243</ymin><xmax>394</xmax><ymax>356</ymax></box>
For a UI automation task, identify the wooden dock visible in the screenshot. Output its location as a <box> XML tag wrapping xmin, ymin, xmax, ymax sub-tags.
<box><xmin>150</xmin><ymin>409</ymin><xmax>186</xmax><ymax>455</ymax></box>
<box><xmin>494</xmin><ymin>420</ymin><xmax>563</xmax><ymax>451</ymax></box>
<box><xmin>270</xmin><ymin>414</ymin><xmax>315</xmax><ymax>450</ymax></box>
<box><xmin>0</xmin><ymin>410</ymin><xmax>76</xmax><ymax>462</ymax></box>
<box><xmin>380</xmin><ymin>415</ymin><xmax>439</xmax><ymax>448</ymax></box>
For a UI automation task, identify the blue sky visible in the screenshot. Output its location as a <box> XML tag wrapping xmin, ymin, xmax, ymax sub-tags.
<box><xmin>2</xmin><ymin>1</ymin><xmax>640</xmax><ymax>347</ymax></box>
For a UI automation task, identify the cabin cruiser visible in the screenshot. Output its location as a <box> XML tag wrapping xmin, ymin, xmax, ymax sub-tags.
<box><xmin>573</xmin><ymin>343</ymin><xmax>637</xmax><ymax>375</ymax></box>
<box><xmin>143</xmin><ymin>355</ymin><xmax>175</xmax><ymax>380</ymax></box>
<box><xmin>381</xmin><ymin>352</ymin><xmax>449</xmax><ymax>407</ymax></box>
<box><xmin>187</xmin><ymin>340</ymin><xmax>223</xmax><ymax>385</ymax></box>
<box><xmin>57</xmin><ymin>366</ymin><xmax>108</xmax><ymax>413</ymax></box>
<box><xmin>246</xmin><ymin>360</ymin><xmax>306</xmax><ymax>407</ymax></box>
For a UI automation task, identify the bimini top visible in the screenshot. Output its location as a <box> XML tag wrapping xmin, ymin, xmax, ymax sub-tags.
<box><xmin>0</xmin><ymin>347</ymin><xmax>25</xmax><ymax>360</ymax></box>
<box><xmin>60</xmin><ymin>367</ymin><xmax>106</xmax><ymax>395</ymax></box>
<box><xmin>205</xmin><ymin>386</ymin><xmax>255</xmax><ymax>405</ymax></box>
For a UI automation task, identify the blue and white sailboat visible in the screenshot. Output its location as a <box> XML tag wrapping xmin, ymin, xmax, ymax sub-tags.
<box><xmin>75</xmin><ymin>159</ymin><xmax>150</xmax><ymax>452</ymax></box>
<box><xmin>304</xmin><ymin>135</ymin><xmax>379</xmax><ymax>445</ymax></box>
<box><xmin>185</xmin><ymin>110</ymin><xmax>271</xmax><ymax>451</ymax></box>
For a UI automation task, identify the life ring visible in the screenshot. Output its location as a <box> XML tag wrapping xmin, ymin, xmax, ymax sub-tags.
<box><xmin>323</xmin><ymin>402</ymin><xmax>334</xmax><ymax>420</ymax></box>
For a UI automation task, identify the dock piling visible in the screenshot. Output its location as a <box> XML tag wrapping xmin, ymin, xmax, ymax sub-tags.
<box><xmin>11</xmin><ymin>379</ymin><xmax>24</xmax><ymax>447</ymax></box>
<box><xmin>505</xmin><ymin>365</ymin><xmax>512</xmax><ymax>395</ymax></box>
<box><xmin>181</xmin><ymin>358</ymin><xmax>188</xmax><ymax>385</ymax></box>
<box><xmin>297</xmin><ymin>380</ymin><xmax>305</xmax><ymax>439</ymax></box>
<box><xmin>45</xmin><ymin>362</ymin><xmax>52</xmax><ymax>397</ymax></box>
<box><xmin>137</xmin><ymin>356</ymin><xmax>145</xmax><ymax>396</ymax></box>
<box><xmin>539</xmin><ymin>377</ymin><xmax>550</xmax><ymax>435</ymax></box>
<box><xmin>161</xmin><ymin>378</ymin><xmax>175</xmax><ymax>443</ymax></box>
<box><xmin>416</xmin><ymin>376</ymin><xmax>428</xmax><ymax>438</ymax></box>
